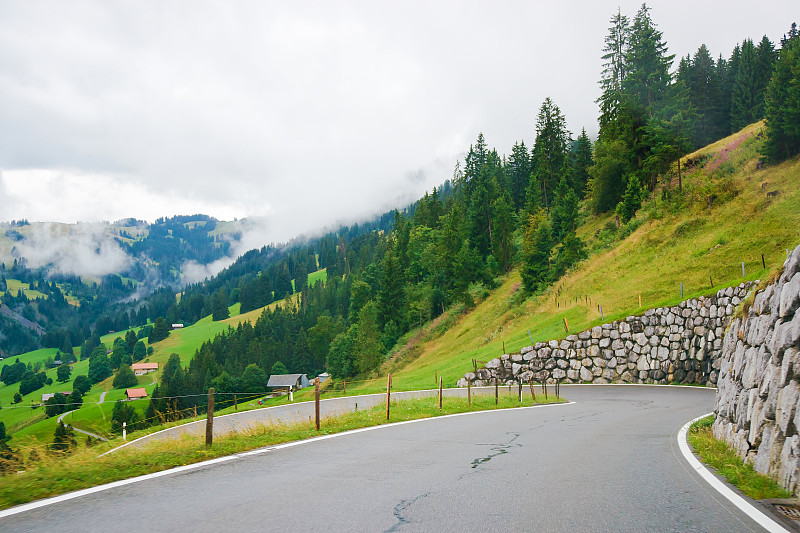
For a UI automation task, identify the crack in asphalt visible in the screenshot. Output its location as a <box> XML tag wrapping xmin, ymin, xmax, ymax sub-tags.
<box><xmin>385</xmin><ymin>492</ymin><xmax>430</xmax><ymax>532</ymax></box>
<box><xmin>470</xmin><ymin>432</ymin><xmax>521</xmax><ymax>469</ymax></box>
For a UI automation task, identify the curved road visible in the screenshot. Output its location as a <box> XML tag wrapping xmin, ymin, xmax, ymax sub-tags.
<box><xmin>0</xmin><ymin>386</ymin><xmax>779</xmax><ymax>532</ymax></box>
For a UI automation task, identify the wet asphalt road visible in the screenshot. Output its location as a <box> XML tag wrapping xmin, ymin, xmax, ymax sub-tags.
<box><xmin>1</xmin><ymin>385</ymin><xmax>772</xmax><ymax>532</ymax></box>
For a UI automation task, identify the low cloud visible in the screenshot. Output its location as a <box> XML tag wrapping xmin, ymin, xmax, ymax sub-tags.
<box><xmin>10</xmin><ymin>222</ymin><xmax>131</xmax><ymax>278</ymax></box>
<box><xmin>181</xmin><ymin>256</ymin><xmax>237</xmax><ymax>285</ymax></box>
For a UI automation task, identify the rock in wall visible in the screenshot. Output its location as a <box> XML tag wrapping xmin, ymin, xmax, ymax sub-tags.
<box><xmin>459</xmin><ymin>282</ymin><xmax>754</xmax><ymax>388</ymax></box>
<box><xmin>714</xmin><ymin>244</ymin><xmax>800</xmax><ymax>494</ymax></box>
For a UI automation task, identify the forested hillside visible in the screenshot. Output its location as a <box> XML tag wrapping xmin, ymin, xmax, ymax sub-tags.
<box><xmin>0</xmin><ymin>212</ymin><xmax>395</xmax><ymax>357</ymax></box>
<box><xmin>132</xmin><ymin>10</ymin><xmax>800</xmax><ymax>424</ymax></box>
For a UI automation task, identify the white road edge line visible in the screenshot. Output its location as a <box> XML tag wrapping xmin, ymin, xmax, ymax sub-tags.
<box><xmin>0</xmin><ymin>401</ymin><xmax>575</xmax><ymax>520</ymax></box>
<box><xmin>678</xmin><ymin>413</ymin><xmax>789</xmax><ymax>533</ymax></box>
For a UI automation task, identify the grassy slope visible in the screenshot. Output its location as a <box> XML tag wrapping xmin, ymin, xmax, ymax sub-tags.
<box><xmin>338</xmin><ymin>123</ymin><xmax>800</xmax><ymax>394</ymax></box>
<box><xmin>1</xmin><ymin>294</ymin><xmax>304</xmax><ymax>443</ymax></box>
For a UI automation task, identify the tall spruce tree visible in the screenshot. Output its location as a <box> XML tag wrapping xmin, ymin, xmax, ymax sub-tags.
<box><xmin>598</xmin><ymin>8</ymin><xmax>630</xmax><ymax>137</ymax></box>
<box><xmin>531</xmin><ymin>98</ymin><xmax>570</xmax><ymax>210</ymax></box>
<box><xmin>507</xmin><ymin>141</ymin><xmax>531</xmax><ymax>210</ymax></box>
<box><xmin>731</xmin><ymin>39</ymin><xmax>768</xmax><ymax>130</ymax></box>
<box><xmin>624</xmin><ymin>3</ymin><xmax>674</xmax><ymax>117</ymax></box>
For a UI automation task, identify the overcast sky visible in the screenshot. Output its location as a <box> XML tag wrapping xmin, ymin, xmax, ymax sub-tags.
<box><xmin>0</xmin><ymin>1</ymin><xmax>796</xmax><ymax>247</ymax></box>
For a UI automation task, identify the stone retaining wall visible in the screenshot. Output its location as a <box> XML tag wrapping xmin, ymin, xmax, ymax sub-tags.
<box><xmin>458</xmin><ymin>282</ymin><xmax>754</xmax><ymax>388</ymax></box>
<box><xmin>714</xmin><ymin>244</ymin><xmax>800</xmax><ymax>494</ymax></box>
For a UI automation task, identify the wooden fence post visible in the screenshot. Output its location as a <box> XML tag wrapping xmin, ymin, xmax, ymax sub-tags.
<box><xmin>314</xmin><ymin>378</ymin><xmax>321</xmax><ymax>430</ymax></box>
<box><xmin>205</xmin><ymin>387</ymin><xmax>215</xmax><ymax>447</ymax></box>
<box><xmin>518</xmin><ymin>381</ymin><xmax>522</xmax><ymax>402</ymax></box>
<box><xmin>386</xmin><ymin>373</ymin><xmax>392</xmax><ymax>420</ymax></box>
<box><xmin>467</xmin><ymin>379</ymin><xmax>471</xmax><ymax>406</ymax></box>
<box><xmin>762</xmin><ymin>254</ymin><xmax>766</xmax><ymax>269</ymax></box>
<box><xmin>563</xmin><ymin>317</ymin><xmax>569</xmax><ymax>333</ymax></box>
<box><xmin>494</xmin><ymin>379</ymin><xmax>499</xmax><ymax>405</ymax></box>
<box><xmin>438</xmin><ymin>376</ymin><xmax>443</xmax><ymax>411</ymax></box>
<box><xmin>529</xmin><ymin>378</ymin><xmax>536</xmax><ymax>401</ymax></box>
<box><xmin>234</xmin><ymin>394</ymin><xmax>238</xmax><ymax>411</ymax></box>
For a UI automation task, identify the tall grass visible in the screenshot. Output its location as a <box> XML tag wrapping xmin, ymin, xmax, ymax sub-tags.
<box><xmin>688</xmin><ymin>416</ymin><xmax>791</xmax><ymax>500</ymax></box>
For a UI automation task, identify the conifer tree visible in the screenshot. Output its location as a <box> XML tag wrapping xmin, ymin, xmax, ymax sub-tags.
<box><xmin>550</xmin><ymin>177</ymin><xmax>580</xmax><ymax>243</ymax></box>
<box><xmin>271</xmin><ymin>361</ymin><xmax>289</xmax><ymax>375</ymax></box>
<box><xmin>552</xmin><ymin>232</ymin><xmax>587</xmax><ymax>280</ymax></box>
<box><xmin>61</xmin><ymin>332</ymin><xmax>73</xmax><ymax>355</ymax></box>
<box><xmin>211</xmin><ymin>289</ymin><xmax>229</xmax><ymax>321</ymax></box>
<box><xmin>113</xmin><ymin>364</ymin><xmax>138</xmax><ymax>389</ymax></box>
<box><xmin>52</xmin><ymin>421</ymin><xmax>76</xmax><ymax>451</ymax></box>
<box><xmin>531</xmin><ymin>98</ymin><xmax>570</xmax><ymax>210</ymax></box>
<box><xmin>617</xmin><ymin>174</ymin><xmax>645</xmax><ymax>223</ymax></box>
<box><xmin>353</xmin><ymin>302</ymin><xmax>383</xmax><ymax>374</ymax></box>
<box><xmin>624</xmin><ymin>4</ymin><xmax>674</xmax><ymax>116</ymax></box>
<box><xmin>110</xmin><ymin>400</ymin><xmax>141</xmax><ymax>433</ymax></box>
<box><xmin>756</xmin><ymin>36</ymin><xmax>778</xmax><ymax>98</ymax></box>
<box><xmin>66</xmin><ymin>390</ymin><xmax>82</xmax><ymax>411</ymax></box>
<box><xmin>451</xmin><ymin>239</ymin><xmax>482</xmax><ymax>306</ymax></box>
<box><xmin>377</xmin><ymin>242</ymin><xmax>404</xmax><ymax>330</ymax></box>
<box><xmin>490</xmin><ymin>194</ymin><xmax>515</xmax><ymax>274</ymax></box>
<box><xmin>506</xmin><ymin>141</ymin><xmax>531</xmax><ymax>210</ymax></box>
<box><xmin>520</xmin><ymin>210</ymin><xmax>553</xmax><ymax>293</ymax></box>
<box><xmin>88</xmin><ymin>348</ymin><xmax>112</xmax><ymax>384</ymax></box>
<box><xmin>132</xmin><ymin>340</ymin><xmax>146</xmax><ymax>362</ymax></box>
<box><xmin>56</xmin><ymin>363</ymin><xmax>71</xmax><ymax>383</ymax></box>
<box><xmin>731</xmin><ymin>39</ymin><xmax>768</xmax><ymax>130</ymax></box>
<box><xmin>587</xmin><ymin>138</ymin><xmax>632</xmax><ymax>213</ymax></box>
<box><xmin>568</xmin><ymin>130</ymin><xmax>593</xmax><ymax>196</ymax></box>
<box><xmin>764</xmin><ymin>29</ymin><xmax>800</xmax><ymax>161</ymax></box>
<box><xmin>682</xmin><ymin>44</ymin><xmax>724</xmax><ymax>147</ymax></box>
<box><xmin>598</xmin><ymin>8</ymin><xmax>630</xmax><ymax>137</ymax></box>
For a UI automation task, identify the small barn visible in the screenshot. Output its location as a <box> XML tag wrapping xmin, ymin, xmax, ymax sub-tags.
<box><xmin>42</xmin><ymin>392</ymin><xmax>72</xmax><ymax>402</ymax></box>
<box><xmin>125</xmin><ymin>388</ymin><xmax>148</xmax><ymax>400</ymax></box>
<box><xmin>131</xmin><ymin>362</ymin><xmax>158</xmax><ymax>376</ymax></box>
<box><xmin>267</xmin><ymin>374</ymin><xmax>310</xmax><ymax>392</ymax></box>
